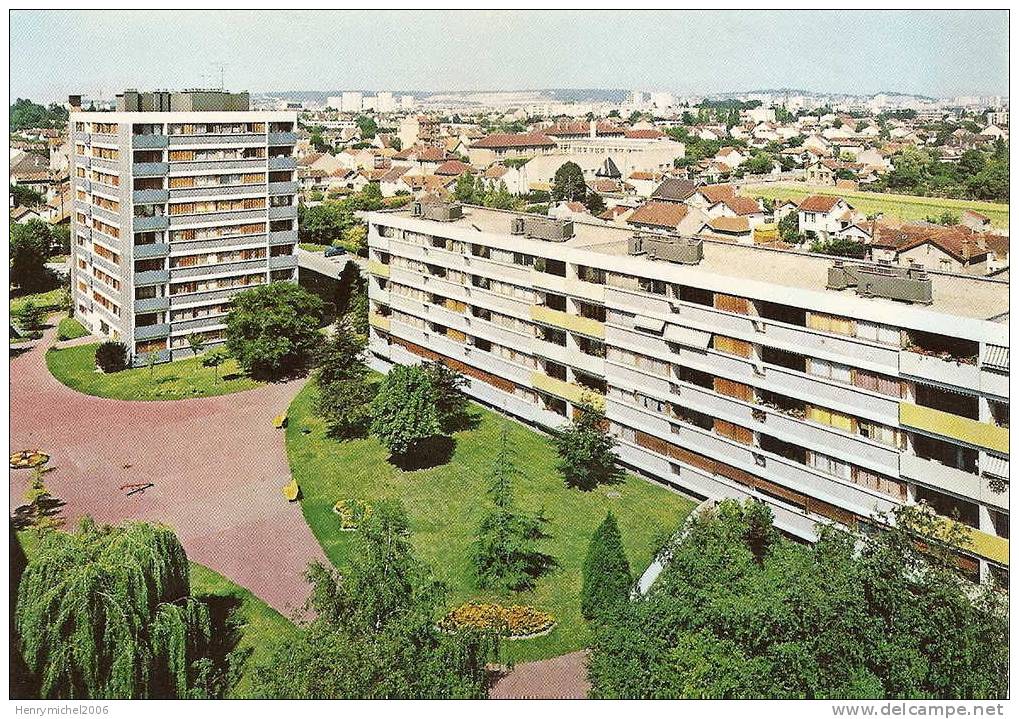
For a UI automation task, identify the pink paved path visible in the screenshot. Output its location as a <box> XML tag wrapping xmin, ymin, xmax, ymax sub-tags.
<box><xmin>9</xmin><ymin>325</ymin><xmax>326</xmax><ymax>617</ymax></box>
<box><xmin>489</xmin><ymin>651</ymin><xmax>590</xmax><ymax>699</ymax></box>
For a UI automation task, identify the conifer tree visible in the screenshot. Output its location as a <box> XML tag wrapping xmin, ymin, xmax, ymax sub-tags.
<box><xmin>581</xmin><ymin>512</ymin><xmax>632</xmax><ymax>621</ymax></box>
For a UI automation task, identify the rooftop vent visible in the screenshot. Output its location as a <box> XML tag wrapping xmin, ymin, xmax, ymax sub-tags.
<box><xmin>628</xmin><ymin>233</ymin><xmax>703</xmax><ymax>265</ymax></box>
<box><xmin>827</xmin><ymin>260</ymin><xmax>933</xmax><ymax>305</ymax></box>
<box><xmin>413</xmin><ymin>201</ymin><xmax>463</xmax><ymax>222</ymax></box>
<box><xmin>513</xmin><ymin>216</ymin><xmax>574</xmax><ymax>242</ymax></box>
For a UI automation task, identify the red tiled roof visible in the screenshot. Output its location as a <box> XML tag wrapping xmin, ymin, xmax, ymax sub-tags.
<box><xmin>703</xmin><ymin>216</ymin><xmax>751</xmax><ymax>234</ymax></box>
<box><xmin>545</xmin><ymin>121</ymin><xmax>625</xmax><ymax>137</ymax></box>
<box><xmin>721</xmin><ymin>196</ymin><xmax>762</xmax><ymax>215</ymax></box>
<box><xmin>696</xmin><ymin>183</ymin><xmax>737</xmax><ymax>204</ymax></box>
<box><xmin>798</xmin><ymin>194</ymin><xmax>846</xmax><ymax>213</ymax></box>
<box><xmin>471</xmin><ymin>132</ymin><xmax>557</xmax><ymax>149</ymax></box>
<box><xmin>626</xmin><ymin>201</ymin><xmax>689</xmax><ymax>228</ymax></box>
<box><xmin>623</xmin><ymin>128</ymin><xmax>666</xmax><ymax>139</ymax></box>
<box><xmin>433</xmin><ymin>160</ymin><xmax>475</xmax><ymax>176</ymax></box>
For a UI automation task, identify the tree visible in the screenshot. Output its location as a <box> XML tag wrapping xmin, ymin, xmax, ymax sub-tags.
<box><xmin>584</xmin><ymin>191</ymin><xmax>606</xmax><ymax>215</ymax></box>
<box><xmin>10</xmin><ymin>183</ymin><xmax>44</xmax><ymax>207</ymax></box>
<box><xmin>14</xmin><ymin>518</ymin><xmax>213</xmax><ymax>698</ymax></box>
<box><xmin>581</xmin><ymin>512</ymin><xmax>632</xmax><ymax>621</ymax></box>
<box><xmin>471</xmin><ymin>426</ymin><xmax>554</xmax><ymax>591</ymax></box>
<box><xmin>554</xmin><ymin>400</ymin><xmax>623</xmax><ymax>491</ymax></box>
<box><xmin>249</xmin><ymin>501</ymin><xmax>496</xmax><ymax>698</ymax></box>
<box><xmin>16</xmin><ymin>300</ymin><xmax>45</xmax><ymax>335</ymax></box>
<box><xmin>588</xmin><ymin>500</ymin><xmax>1007</xmax><ymax>699</ymax></box>
<box><xmin>225</xmin><ymin>283</ymin><xmax>324</xmax><ymax>380</ymax></box>
<box><xmin>452</xmin><ymin>172</ymin><xmax>477</xmax><ymax>204</ymax></box>
<box><xmin>744</xmin><ymin>152</ymin><xmax>774</xmax><ymax>175</ymax></box>
<box><xmin>809</xmin><ymin>236</ymin><xmax>868</xmax><ymax>259</ymax></box>
<box><xmin>187</xmin><ymin>333</ymin><xmax>205</xmax><ymax>368</ymax></box>
<box><xmin>551</xmin><ymin>161</ymin><xmax>587</xmax><ymax>202</ymax></box>
<box><xmin>10</xmin><ymin>98</ymin><xmax>68</xmax><ymax>131</ymax></box>
<box><xmin>355</xmin><ymin>115</ymin><xmax>378</xmax><ymax>140</ymax></box>
<box><xmin>95</xmin><ymin>341</ymin><xmax>128</xmax><ymax>373</ymax></box>
<box><xmin>369</xmin><ymin>365</ymin><xmax>442</xmax><ymax>461</ymax></box>
<box><xmin>421</xmin><ymin>360</ymin><xmax>468</xmax><ymax>432</ymax></box>
<box><xmin>314</xmin><ymin>322</ymin><xmax>374</xmax><ymax>439</ymax></box>
<box><xmin>201</xmin><ymin>349</ymin><xmax>227</xmax><ymax>383</ymax></box>
<box><xmin>10</xmin><ymin>220</ymin><xmax>55</xmax><ymax>292</ymax></box>
<box><xmin>145</xmin><ymin>351</ymin><xmax>159</xmax><ymax>378</ymax></box>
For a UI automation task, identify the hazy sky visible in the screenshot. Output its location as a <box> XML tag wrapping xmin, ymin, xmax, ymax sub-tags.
<box><xmin>10</xmin><ymin>10</ymin><xmax>1008</xmax><ymax>102</ymax></box>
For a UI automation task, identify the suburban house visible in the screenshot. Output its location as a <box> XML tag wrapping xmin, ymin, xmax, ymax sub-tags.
<box><xmin>483</xmin><ymin>164</ymin><xmax>527</xmax><ymax>195</ymax></box>
<box><xmin>649</xmin><ymin>177</ymin><xmax>696</xmax><ymax>204</ymax></box>
<box><xmin>797</xmin><ymin>194</ymin><xmax>856</xmax><ymax>241</ymax></box>
<box><xmin>627</xmin><ymin>201</ymin><xmax>706</xmax><ymax>234</ymax></box>
<box><xmin>705</xmin><ymin>195</ymin><xmax>768</xmax><ymax>227</ymax></box>
<box><xmin>698</xmin><ymin>215</ymin><xmax>754</xmax><ymax>242</ymax></box>
<box><xmin>392</xmin><ymin>145</ymin><xmax>450</xmax><ymax>174</ymax></box>
<box><xmin>467</xmin><ymin>132</ymin><xmax>557</xmax><ymax>166</ymax></box>
<box><xmin>686</xmin><ymin>183</ymin><xmax>737</xmax><ymax>210</ymax></box>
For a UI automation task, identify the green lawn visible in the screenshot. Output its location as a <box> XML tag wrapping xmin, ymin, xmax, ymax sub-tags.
<box><xmin>46</xmin><ymin>343</ymin><xmax>262</xmax><ymax>400</ymax></box>
<box><xmin>188</xmin><ymin>564</ymin><xmax>299</xmax><ymax>698</ymax></box>
<box><xmin>14</xmin><ymin>532</ymin><xmax>296</xmax><ymax>699</ymax></box>
<box><xmin>299</xmin><ymin>242</ymin><xmax>331</xmax><ymax>253</ymax></box>
<box><xmin>285</xmin><ymin>382</ymin><xmax>696</xmax><ymax>662</ymax></box>
<box><xmin>743</xmin><ymin>183</ymin><xmax>1009</xmax><ymax>227</ymax></box>
<box><xmin>10</xmin><ymin>287</ymin><xmax>64</xmax><ymax>316</ymax></box>
<box><xmin>56</xmin><ymin>317</ymin><xmax>89</xmax><ymax>341</ymax></box>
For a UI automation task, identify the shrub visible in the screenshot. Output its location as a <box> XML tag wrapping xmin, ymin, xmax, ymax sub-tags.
<box><xmin>95</xmin><ymin>341</ymin><xmax>128</xmax><ymax>373</ymax></box>
<box><xmin>438</xmin><ymin>603</ymin><xmax>555</xmax><ymax>638</ymax></box>
<box><xmin>332</xmin><ymin>499</ymin><xmax>372</xmax><ymax>530</ymax></box>
<box><xmin>581</xmin><ymin>512</ymin><xmax>633</xmax><ymax>621</ymax></box>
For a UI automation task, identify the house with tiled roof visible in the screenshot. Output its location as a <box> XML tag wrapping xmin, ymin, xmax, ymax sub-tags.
<box><xmin>626</xmin><ymin>201</ymin><xmax>706</xmax><ymax>234</ymax></box>
<box><xmin>549</xmin><ymin>201</ymin><xmax>590</xmax><ymax>221</ymax></box>
<box><xmin>482</xmin><ymin>163</ymin><xmax>527</xmax><ymax>195</ymax></box>
<box><xmin>797</xmin><ymin>195</ymin><xmax>856</xmax><ymax>241</ymax></box>
<box><xmin>433</xmin><ymin>160</ymin><xmax>475</xmax><ymax>177</ymax></box>
<box><xmin>467</xmin><ymin>132</ymin><xmax>557</xmax><ymax>166</ymax></box>
<box><xmin>706</xmin><ymin>195</ymin><xmax>768</xmax><ymax>226</ymax></box>
<box><xmin>649</xmin><ymin>177</ymin><xmax>696</xmax><ymax>204</ymax></box>
<box><xmin>392</xmin><ymin>145</ymin><xmax>450</xmax><ymax>174</ymax></box>
<box><xmin>686</xmin><ymin>183</ymin><xmax>737</xmax><ymax>209</ymax></box>
<box><xmin>713</xmin><ymin>146</ymin><xmax>747</xmax><ymax>169</ymax></box>
<box><xmin>598</xmin><ymin>205</ymin><xmax>634</xmax><ymax>225</ymax></box>
<box><xmin>698</xmin><ymin>215</ymin><xmax>753</xmax><ymax>242</ymax></box>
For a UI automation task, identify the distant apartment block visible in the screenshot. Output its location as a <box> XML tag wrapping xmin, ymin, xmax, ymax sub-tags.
<box><xmin>69</xmin><ymin>91</ymin><xmax>299</xmax><ymax>362</ymax></box>
<box><xmin>364</xmin><ymin>202</ymin><xmax>1010</xmax><ymax>582</ymax></box>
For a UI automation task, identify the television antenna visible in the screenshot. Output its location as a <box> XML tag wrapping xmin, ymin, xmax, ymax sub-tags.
<box><xmin>210</xmin><ymin>62</ymin><xmax>227</xmax><ymax>91</ymax></box>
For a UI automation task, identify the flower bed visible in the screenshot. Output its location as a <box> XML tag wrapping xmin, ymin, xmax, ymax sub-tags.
<box><xmin>438</xmin><ymin>602</ymin><xmax>556</xmax><ymax>639</ymax></box>
<box><xmin>332</xmin><ymin>499</ymin><xmax>372</xmax><ymax>531</ymax></box>
<box><xmin>10</xmin><ymin>450</ymin><xmax>49</xmax><ymax>469</ymax></box>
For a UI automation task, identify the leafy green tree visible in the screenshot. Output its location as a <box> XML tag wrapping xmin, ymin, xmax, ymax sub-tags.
<box><xmin>421</xmin><ymin>360</ymin><xmax>468</xmax><ymax>432</ymax></box>
<box><xmin>14</xmin><ymin>518</ymin><xmax>213</xmax><ymax>698</ymax></box>
<box><xmin>809</xmin><ymin>236</ymin><xmax>868</xmax><ymax>259</ymax></box>
<box><xmin>581</xmin><ymin>512</ymin><xmax>632</xmax><ymax>621</ymax></box>
<box><xmin>472</xmin><ymin>426</ymin><xmax>554</xmax><ymax>591</ymax></box>
<box><xmin>551</xmin><ymin>161</ymin><xmax>588</xmax><ymax>202</ymax></box>
<box><xmin>95</xmin><ymin>341</ymin><xmax>128</xmax><ymax>373</ymax></box>
<box><xmin>452</xmin><ymin>172</ymin><xmax>477</xmax><ymax>204</ymax></box>
<box><xmin>744</xmin><ymin>152</ymin><xmax>774</xmax><ymax>175</ymax></box>
<box><xmin>370</xmin><ymin>364</ymin><xmax>442</xmax><ymax>461</ymax></box>
<box><xmin>957</xmin><ymin>149</ymin><xmax>986</xmax><ymax>178</ymax></box>
<box><xmin>225</xmin><ymin>283</ymin><xmax>324</xmax><ymax>380</ymax></box>
<box><xmin>355</xmin><ymin>115</ymin><xmax>378</xmax><ymax>140</ymax></box>
<box><xmin>554</xmin><ymin>400</ymin><xmax>623</xmax><ymax>491</ymax></box>
<box><xmin>10</xmin><ymin>183</ymin><xmax>44</xmax><ymax>207</ymax></box>
<box><xmin>201</xmin><ymin>348</ymin><xmax>227</xmax><ymax>383</ymax></box>
<box><xmin>250</xmin><ymin>501</ymin><xmax>496</xmax><ymax>698</ymax></box>
<box><xmin>584</xmin><ymin>191</ymin><xmax>606</xmax><ymax>215</ymax></box>
<box><xmin>588</xmin><ymin>500</ymin><xmax>1007</xmax><ymax>699</ymax></box>
<box><xmin>16</xmin><ymin>299</ymin><xmax>45</xmax><ymax>335</ymax></box>
<box><xmin>314</xmin><ymin>321</ymin><xmax>374</xmax><ymax>439</ymax></box>
<box><xmin>10</xmin><ymin>98</ymin><xmax>68</xmax><ymax>130</ymax></box>
<box><xmin>187</xmin><ymin>333</ymin><xmax>205</xmax><ymax>370</ymax></box>
<box><xmin>346</xmin><ymin>282</ymin><xmax>369</xmax><ymax>340</ymax></box>
<box><xmin>10</xmin><ymin>220</ymin><xmax>55</xmax><ymax>292</ymax></box>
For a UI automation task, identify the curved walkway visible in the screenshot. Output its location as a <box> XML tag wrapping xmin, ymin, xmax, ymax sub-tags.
<box><xmin>9</xmin><ymin>324</ymin><xmax>588</xmax><ymax>696</ymax></box>
<box><xmin>9</xmin><ymin>325</ymin><xmax>326</xmax><ymax>617</ymax></box>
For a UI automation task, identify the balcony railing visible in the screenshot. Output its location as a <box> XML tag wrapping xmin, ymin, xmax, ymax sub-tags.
<box><xmin>133</xmin><ymin>243</ymin><xmax>170</xmax><ymax>259</ymax></box>
<box><xmin>133</xmin><ymin>215</ymin><xmax>169</xmax><ymax>231</ymax></box>
<box><xmin>133</xmin><ymin>162</ymin><xmax>169</xmax><ymax>176</ymax></box>
<box><xmin>134</xmin><ymin>296</ymin><xmax>170</xmax><ymax>313</ymax></box>
<box><xmin>530</xmin><ymin>305</ymin><xmax>605</xmax><ymax>339</ymax></box>
<box><xmin>531</xmin><ymin>372</ymin><xmax>605</xmax><ymax>411</ymax></box>
<box><xmin>134</xmin><ymin>322</ymin><xmax>171</xmax><ymax>340</ymax></box>
<box><xmin>132</xmin><ymin>189</ymin><xmax>169</xmax><ymax>204</ymax></box>
<box><xmin>134</xmin><ymin>269</ymin><xmax>170</xmax><ymax>285</ymax></box>
<box><xmin>132</xmin><ymin>134</ymin><xmax>168</xmax><ymax>149</ymax></box>
<box><xmin>900</xmin><ymin>403</ymin><xmax>1009</xmax><ymax>453</ymax></box>
<box><xmin>366</xmin><ymin>259</ymin><xmax>390</xmax><ymax>278</ymax></box>
<box><xmin>267</xmin><ymin>156</ymin><xmax>297</xmax><ymax>170</ymax></box>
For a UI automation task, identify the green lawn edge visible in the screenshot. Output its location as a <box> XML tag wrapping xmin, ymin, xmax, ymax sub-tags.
<box><xmin>45</xmin><ymin>342</ymin><xmax>263</xmax><ymax>401</ymax></box>
<box><xmin>56</xmin><ymin>317</ymin><xmax>89</xmax><ymax>341</ymax></box>
<box><xmin>284</xmin><ymin>380</ymin><xmax>696</xmax><ymax>663</ymax></box>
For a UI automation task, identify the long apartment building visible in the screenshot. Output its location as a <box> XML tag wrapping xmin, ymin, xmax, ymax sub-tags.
<box><xmin>69</xmin><ymin>93</ymin><xmax>299</xmax><ymax>363</ymax></box>
<box><xmin>363</xmin><ymin>202</ymin><xmax>1010</xmax><ymax>582</ymax></box>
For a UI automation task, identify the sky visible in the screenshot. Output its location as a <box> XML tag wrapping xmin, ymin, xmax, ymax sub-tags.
<box><xmin>9</xmin><ymin>10</ymin><xmax>1009</xmax><ymax>103</ymax></box>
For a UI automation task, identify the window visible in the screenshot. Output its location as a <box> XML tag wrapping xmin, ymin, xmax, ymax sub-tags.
<box><xmin>679</xmin><ymin>286</ymin><xmax>713</xmax><ymax>306</ymax></box>
<box><xmin>853</xmin><ymin>369</ymin><xmax>902</xmax><ymax>397</ymax></box>
<box><xmin>851</xmin><ymin>467</ymin><xmax>906</xmax><ymax>500</ymax></box>
<box><xmin>807</xmin><ymin>405</ymin><xmax>855</xmax><ymax>433</ymax></box>
<box><xmin>857</xmin><ymin>420</ymin><xmax>902</xmax><ymax>448</ymax></box>
<box><xmin>638</xmin><ymin>277</ymin><xmax>668</xmax><ymax>295</ymax></box>
<box><xmin>713</xmin><ymin>335</ymin><xmax>752</xmax><ymax>359</ymax></box>
<box><xmin>807</xmin><ymin>357</ymin><xmax>851</xmax><ymax>383</ymax></box>
<box><xmin>914</xmin><ymin>485</ymin><xmax>979</xmax><ymax>529</ymax></box>
<box><xmin>807</xmin><ymin>312</ymin><xmax>855</xmax><ymax>336</ymax></box>
<box><xmin>855</xmin><ymin>321</ymin><xmax>900</xmax><ymax>346</ymax></box>
<box><xmin>809</xmin><ymin>451</ymin><xmax>851</xmax><ymax>480</ymax></box>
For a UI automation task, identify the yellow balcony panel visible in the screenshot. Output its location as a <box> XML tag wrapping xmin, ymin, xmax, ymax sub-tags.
<box><xmin>529</xmin><ymin>305</ymin><xmax>605</xmax><ymax>339</ymax></box>
<box><xmin>531</xmin><ymin>372</ymin><xmax>605</xmax><ymax>411</ymax></box>
<box><xmin>965</xmin><ymin>526</ymin><xmax>1009</xmax><ymax>566</ymax></box>
<box><xmin>368</xmin><ymin>313</ymin><xmax>390</xmax><ymax>332</ymax></box>
<box><xmin>900</xmin><ymin>403</ymin><xmax>1009</xmax><ymax>454</ymax></box>
<box><xmin>366</xmin><ymin>259</ymin><xmax>390</xmax><ymax>278</ymax></box>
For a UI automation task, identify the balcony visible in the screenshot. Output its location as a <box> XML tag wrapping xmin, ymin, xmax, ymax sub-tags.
<box><xmin>168</xmin><ymin>209</ymin><xmax>266</xmax><ymax>227</ymax></box>
<box><xmin>366</xmin><ymin>259</ymin><xmax>390</xmax><ymax>278</ymax></box>
<box><xmin>133</xmin><ymin>243</ymin><xmax>170</xmax><ymax>259</ymax></box>
<box><xmin>531</xmin><ymin>372</ymin><xmax>605</xmax><ymax>411</ymax></box>
<box><xmin>168</xmin><ymin>134</ymin><xmax>265</xmax><ymax>146</ymax></box>
<box><xmin>268</xmin><ymin>180</ymin><xmax>300</xmax><ymax>195</ymax></box>
<box><xmin>267</xmin><ymin>156</ymin><xmax>297</xmax><ymax>171</ymax></box>
<box><xmin>268</xmin><ymin>253</ymin><xmax>298</xmax><ymax>271</ymax></box>
<box><xmin>269</xmin><ymin>229</ymin><xmax>298</xmax><ymax>245</ymax></box>
<box><xmin>900</xmin><ymin>453</ymin><xmax>1007</xmax><ymax>511</ymax></box>
<box><xmin>132</xmin><ymin>189</ymin><xmax>169</xmax><ymax>204</ymax></box>
<box><xmin>268</xmin><ymin>131</ymin><xmax>298</xmax><ymax>146</ymax></box>
<box><xmin>134</xmin><ymin>323</ymin><xmax>171</xmax><ymax>340</ymax></box>
<box><xmin>134</xmin><ymin>296</ymin><xmax>170</xmax><ymax>313</ymax></box>
<box><xmin>900</xmin><ymin>350</ymin><xmax>980</xmax><ymax>392</ymax></box>
<box><xmin>134</xmin><ymin>269</ymin><xmax>169</xmax><ymax>285</ymax></box>
<box><xmin>132</xmin><ymin>134</ymin><xmax>168</xmax><ymax>149</ymax></box>
<box><xmin>133</xmin><ymin>162</ymin><xmax>169</xmax><ymax>176</ymax></box>
<box><xmin>369</xmin><ymin>312</ymin><xmax>391</xmax><ymax>332</ymax></box>
<box><xmin>267</xmin><ymin>204</ymin><xmax>298</xmax><ymax>220</ymax></box>
<box><xmin>900</xmin><ymin>403</ymin><xmax>1009</xmax><ymax>453</ymax></box>
<box><xmin>133</xmin><ymin>215</ymin><xmax>169</xmax><ymax>232</ymax></box>
<box><xmin>529</xmin><ymin>305</ymin><xmax>605</xmax><ymax>339</ymax></box>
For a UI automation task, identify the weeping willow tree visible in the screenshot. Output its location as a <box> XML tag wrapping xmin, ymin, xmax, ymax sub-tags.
<box><xmin>14</xmin><ymin>518</ymin><xmax>212</xmax><ymax>699</ymax></box>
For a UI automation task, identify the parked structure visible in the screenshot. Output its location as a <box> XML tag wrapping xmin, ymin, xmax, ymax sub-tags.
<box><xmin>364</xmin><ymin>202</ymin><xmax>1009</xmax><ymax>582</ymax></box>
<box><xmin>69</xmin><ymin>94</ymin><xmax>299</xmax><ymax>362</ymax></box>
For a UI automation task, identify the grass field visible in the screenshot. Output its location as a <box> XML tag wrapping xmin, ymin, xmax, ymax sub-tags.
<box><xmin>742</xmin><ymin>183</ymin><xmax>1009</xmax><ymax>228</ymax></box>
<box><xmin>46</xmin><ymin>342</ymin><xmax>262</xmax><ymax>400</ymax></box>
<box><xmin>285</xmin><ymin>382</ymin><xmax>696</xmax><ymax>663</ymax></box>
<box><xmin>10</xmin><ymin>287</ymin><xmax>64</xmax><ymax>317</ymax></box>
<box><xmin>14</xmin><ymin>532</ymin><xmax>296</xmax><ymax>698</ymax></box>
<box><xmin>56</xmin><ymin>317</ymin><xmax>89</xmax><ymax>341</ymax></box>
